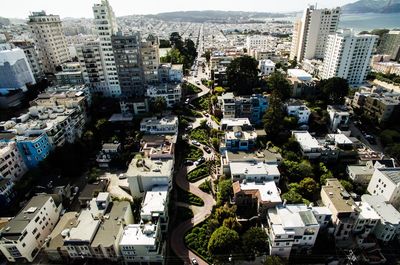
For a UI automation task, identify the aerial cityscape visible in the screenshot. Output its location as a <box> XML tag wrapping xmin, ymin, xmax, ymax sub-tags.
<box><xmin>0</xmin><ymin>0</ymin><xmax>399</xmax><ymax>264</ymax></box>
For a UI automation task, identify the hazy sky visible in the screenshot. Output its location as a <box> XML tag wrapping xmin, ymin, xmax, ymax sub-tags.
<box><xmin>1</xmin><ymin>0</ymin><xmax>356</xmax><ymax>19</ymax></box>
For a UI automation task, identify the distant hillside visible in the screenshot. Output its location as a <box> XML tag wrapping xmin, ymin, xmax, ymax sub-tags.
<box><xmin>342</xmin><ymin>0</ymin><xmax>400</xmax><ymax>13</ymax></box>
<box><xmin>144</xmin><ymin>10</ymin><xmax>290</xmax><ymax>23</ymax></box>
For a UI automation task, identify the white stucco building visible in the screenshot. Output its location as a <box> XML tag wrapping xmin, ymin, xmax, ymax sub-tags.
<box><xmin>367</xmin><ymin>167</ymin><xmax>400</xmax><ymax>209</ymax></box>
<box><xmin>259</xmin><ymin>59</ymin><xmax>275</xmax><ymax>76</ymax></box>
<box><xmin>266</xmin><ymin>204</ymin><xmax>321</xmax><ymax>258</ymax></box>
<box><xmin>290</xmin><ymin>5</ymin><xmax>341</xmax><ymax>61</ymax></box>
<box><xmin>321</xmin><ymin>29</ymin><xmax>377</xmax><ymax>86</ymax></box>
<box><xmin>140</xmin><ymin>116</ymin><xmax>178</xmax><ymax>135</ymax></box>
<box><xmin>92</xmin><ymin>0</ymin><xmax>121</xmax><ymax>97</ymax></box>
<box><xmin>0</xmin><ymin>195</ymin><xmax>62</xmax><ymax>262</ymax></box>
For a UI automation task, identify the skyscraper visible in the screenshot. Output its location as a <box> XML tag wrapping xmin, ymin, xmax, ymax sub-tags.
<box><xmin>290</xmin><ymin>5</ymin><xmax>341</xmax><ymax>62</ymax></box>
<box><xmin>76</xmin><ymin>40</ymin><xmax>108</xmax><ymax>95</ymax></box>
<box><xmin>92</xmin><ymin>0</ymin><xmax>121</xmax><ymax>97</ymax></box>
<box><xmin>141</xmin><ymin>35</ymin><xmax>160</xmax><ymax>85</ymax></box>
<box><xmin>321</xmin><ymin>29</ymin><xmax>377</xmax><ymax>86</ymax></box>
<box><xmin>377</xmin><ymin>31</ymin><xmax>400</xmax><ymax>62</ymax></box>
<box><xmin>28</xmin><ymin>11</ymin><xmax>70</xmax><ymax>74</ymax></box>
<box><xmin>111</xmin><ymin>32</ymin><xmax>145</xmax><ymax>98</ymax></box>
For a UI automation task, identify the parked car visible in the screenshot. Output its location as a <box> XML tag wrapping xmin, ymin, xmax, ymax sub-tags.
<box><xmin>184</xmin><ymin>160</ymin><xmax>194</xmax><ymax>166</ymax></box>
<box><xmin>191</xmin><ymin>258</ymin><xmax>198</xmax><ymax>265</ymax></box>
<box><xmin>191</xmin><ymin>140</ymin><xmax>201</xmax><ymax>146</ymax></box>
<box><xmin>366</xmin><ymin>135</ymin><xmax>377</xmax><ymax>145</ymax></box>
<box><xmin>118</xmin><ymin>174</ymin><xmax>127</xmax><ymax>180</ymax></box>
<box><xmin>197</xmin><ymin>157</ymin><xmax>205</xmax><ymax>164</ymax></box>
<box><xmin>203</xmin><ymin>146</ymin><xmax>211</xmax><ymax>153</ymax></box>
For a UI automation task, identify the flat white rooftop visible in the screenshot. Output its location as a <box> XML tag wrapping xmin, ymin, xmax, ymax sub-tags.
<box><xmin>126</xmin><ymin>157</ymin><xmax>173</xmax><ymax>178</ymax></box>
<box><xmin>287</xmin><ymin>69</ymin><xmax>312</xmax><ymax>82</ymax></box>
<box><xmin>119</xmin><ymin>224</ymin><xmax>157</xmax><ymax>246</ymax></box>
<box><xmin>269</xmin><ymin>204</ymin><xmax>319</xmax><ymax>229</ymax></box>
<box><xmin>362</xmin><ymin>195</ymin><xmax>400</xmax><ymax>224</ymax></box>
<box><xmin>356</xmin><ymin>201</ymin><xmax>380</xmax><ymax>220</ymax></box>
<box><xmin>239</xmin><ymin>181</ymin><xmax>281</xmax><ymax>203</ymax></box>
<box><xmin>327</xmin><ymin>134</ymin><xmax>353</xmax><ymax>145</ymax></box>
<box><xmin>230</xmin><ymin>161</ymin><xmax>280</xmax><ymax>176</ymax></box>
<box><xmin>293</xmin><ymin>131</ymin><xmax>321</xmax><ymax>151</ymax></box>
<box><xmin>141</xmin><ymin>186</ymin><xmax>168</xmax><ymax>218</ymax></box>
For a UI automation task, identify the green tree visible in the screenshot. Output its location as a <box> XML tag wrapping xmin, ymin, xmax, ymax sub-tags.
<box><xmin>150</xmin><ymin>97</ymin><xmax>167</xmax><ymax>114</ymax></box>
<box><xmin>204</xmin><ymin>50</ymin><xmax>211</xmax><ymax>63</ymax></box>
<box><xmin>267</xmin><ymin>71</ymin><xmax>291</xmax><ymax>100</ymax></box>
<box><xmin>317</xmin><ymin>77</ymin><xmax>349</xmax><ymax>104</ymax></box>
<box><xmin>208</xmin><ymin>226</ymin><xmax>239</xmax><ymax>257</ymax></box>
<box><xmin>265</xmin><ymin>255</ymin><xmax>285</xmax><ymax>265</ymax></box>
<box><xmin>223</xmin><ymin>217</ymin><xmax>242</xmax><ymax>232</ymax></box>
<box><xmin>170</xmin><ymin>32</ymin><xmax>183</xmax><ymax>49</ymax></box>
<box><xmin>281</xmin><ymin>159</ymin><xmax>314</xmax><ymax>183</ymax></box>
<box><xmin>217</xmin><ymin>180</ymin><xmax>233</xmax><ymax>205</ymax></box>
<box><xmin>226</xmin><ymin>56</ymin><xmax>259</xmax><ymax>95</ymax></box>
<box><xmin>282</xmin><ymin>189</ymin><xmax>304</xmax><ymax>204</ymax></box>
<box><xmin>214</xmin><ymin>86</ymin><xmax>226</xmax><ymax>96</ymax></box>
<box><xmin>215</xmin><ymin>204</ymin><xmax>236</xmax><ymax>224</ymax></box>
<box><xmin>242</xmin><ymin>227</ymin><xmax>269</xmax><ymax>256</ymax></box>
<box><xmin>380</xmin><ymin>130</ymin><xmax>400</xmax><ymax>147</ymax></box>
<box><xmin>387</xmin><ymin>143</ymin><xmax>400</xmax><ymax>161</ymax></box>
<box><xmin>263</xmin><ymin>92</ymin><xmax>285</xmax><ymax>138</ymax></box>
<box><xmin>340</xmin><ymin>180</ymin><xmax>354</xmax><ymax>192</ymax></box>
<box><xmin>299</xmin><ymin>177</ymin><xmax>319</xmax><ymax>199</ymax></box>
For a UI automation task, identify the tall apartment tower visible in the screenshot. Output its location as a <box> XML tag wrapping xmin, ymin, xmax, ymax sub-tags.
<box><xmin>377</xmin><ymin>31</ymin><xmax>400</xmax><ymax>62</ymax></box>
<box><xmin>11</xmin><ymin>40</ymin><xmax>44</xmax><ymax>81</ymax></box>
<box><xmin>321</xmin><ymin>29</ymin><xmax>377</xmax><ymax>86</ymax></box>
<box><xmin>290</xmin><ymin>5</ymin><xmax>341</xmax><ymax>62</ymax></box>
<box><xmin>141</xmin><ymin>34</ymin><xmax>160</xmax><ymax>85</ymax></box>
<box><xmin>92</xmin><ymin>0</ymin><xmax>121</xmax><ymax>97</ymax></box>
<box><xmin>112</xmin><ymin>32</ymin><xmax>145</xmax><ymax>98</ymax></box>
<box><xmin>28</xmin><ymin>11</ymin><xmax>70</xmax><ymax>74</ymax></box>
<box><xmin>76</xmin><ymin>40</ymin><xmax>107</xmax><ymax>94</ymax></box>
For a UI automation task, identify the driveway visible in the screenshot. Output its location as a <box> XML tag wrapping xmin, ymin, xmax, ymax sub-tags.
<box><xmin>171</xmin><ymin>145</ymin><xmax>216</xmax><ymax>265</ymax></box>
<box><xmin>101</xmin><ymin>172</ymin><xmax>132</xmax><ymax>201</ymax></box>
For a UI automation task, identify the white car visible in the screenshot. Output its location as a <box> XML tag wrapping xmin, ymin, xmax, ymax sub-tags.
<box><xmin>118</xmin><ymin>174</ymin><xmax>127</xmax><ymax>179</ymax></box>
<box><xmin>191</xmin><ymin>140</ymin><xmax>201</xmax><ymax>146</ymax></box>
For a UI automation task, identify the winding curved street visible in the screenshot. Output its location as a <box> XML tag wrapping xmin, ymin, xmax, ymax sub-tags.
<box><xmin>170</xmin><ymin>145</ymin><xmax>216</xmax><ymax>265</ymax></box>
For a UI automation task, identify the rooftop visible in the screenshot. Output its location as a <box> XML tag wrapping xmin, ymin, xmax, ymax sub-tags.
<box><xmin>225</xmin><ymin>149</ymin><xmax>282</xmax><ymax>164</ymax></box>
<box><xmin>91</xmin><ymin>201</ymin><xmax>131</xmax><ymax>247</ymax></box>
<box><xmin>229</xmin><ymin>161</ymin><xmax>280</xmax><ymax>176</ymax></box>
<box><xmin>65</xmin><ymin>197</ymin><xmax>107</xmax><ymax>243</ymax></box>
<box><xmin>1</xmin><ymin>195</ymin><xmax>55</xmax><ymax>239</ymax></box>
<box><xmin>292</xmin><ymin>131</ymin><xmax>321</xmax><ymax>151</ymax></box>
<box><xmin>225</xmin><ymin>130</ymin><xmax>257</xmax><ymax>141</ymax></box>
<box><xmin>141</xmin><ymin>186</ymin><xmax>168</xmax><ymax>219</ymax></box>
<box><xmin>45</xmin><ymin>212</ymin><xmax>79</xmax><ymax>251</ymax></box>
<box><xmin>378</xmin><ymin>168</ymin><xmax>400</xmax><ymax>184</ymax></box>
<box><xmin>362</xmin><ymin>195</ymin><xmax>400</xmax><ymax>225</ymax></box>
<box><xmin>321</xmin><ymin>178</ymin><xmax>357</xmax><ymax>213</ymax></box>
<box><xmin>119</xmin><ymin>224</ymin><xmax>158</xmax><ymax>246</ymax></box>
<box><xmin>326</xmin><ymin>134</ymin><xmax>353</xmax><ymax>145</ymax></box>
<box><xmin>233</xmin><ymin>181</ymin><xmax>281</xmax><ymax>204</ymax></box>
<box><xmin>126</xmin><ymin>156</ymin><xmax>173</xmax><ymax>178</ymax></box>
<box><xmin>268</xmin><ymin>204</ymin><xmax>319</xmax><ymax>229</ymax></box>
<box><xmin>287</xmin><ymin>69</ymin><xmax>312</xmax><ymax>81</ymax></box>
<box><xmin>356</xmin><ymin>201</ymin><xmax>381</xmax><ymax>220</ymax></box>
<box><xmin>140</xmin><ymin>116</ymin><xmax>178</xmax><ymax>127</ymax></box>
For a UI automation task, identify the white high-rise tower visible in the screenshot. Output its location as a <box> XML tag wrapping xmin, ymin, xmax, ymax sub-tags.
<box><xmin>92</xmin><ymin>0</ymin><xmax>121</xmax><ymax>97</ymax></box>
<box><xmin>321</xmin><ymin>29</ymin><xmax>377</xmax><ymax>86</ymax></box>
<box><xmin>290</xmin><ymin>5</ymin><xmax>341</xmax><ymax>62</ymax></box>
